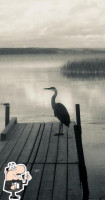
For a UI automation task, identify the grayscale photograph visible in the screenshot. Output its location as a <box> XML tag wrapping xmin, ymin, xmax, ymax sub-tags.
<box><xmin>0</xmin><ymin>0</ymin><xmax>105</xmax><ymax>199</ymax></box>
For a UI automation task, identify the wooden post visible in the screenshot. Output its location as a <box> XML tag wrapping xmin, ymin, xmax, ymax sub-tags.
<box><xmin>1</xmin><ymin>117</ymin><xmax>17</xmax><ymax>140</ymax></box>
<box><xmin>76</xmin><ymin>104</ymin><xmax>81</xmax><ymax>127</ymax></box>
<box><xmin>4</xmin><ymin>103</ymin><xmax>10</xmax><ymax>127</ymax></box>
<box><xmin>75</xmin><ymin>104</ymin><xmax>89</xmax><ymax>200</ymax></box>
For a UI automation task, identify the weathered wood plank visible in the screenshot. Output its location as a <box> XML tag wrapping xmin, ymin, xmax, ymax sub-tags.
<box><xmin>68</xmin><ymin>180</ymin><xmax>81</xmax><ymax>199</ymax></box>
<box><xmin>23</xmin><ymin>164</ymin><xmax>43</xmax><ymax>200</ymax></box>
<box><xmin>68</xmin><ymin>164</ymin><xmax>80</xmax><ymax>180</ymax></box>
<box><xmin>35</xmin><ymin>123</ymin><xmax>52</xmax><ymax>164</ymax></box>
<box><xmin>17</xmin><ymin>123</ymin><xmax>40</xmax><ymax>164</ymax></box>
<box><xmin>1</xmin><ymin>117</ymin><xmax>17</xmax><ymax>140</ymax></box>
<box><xmin>52</xmin><ymin>164</ymin><xmax>67</xmax><ymax>200</ymax></box>
<box><xmin>68</xmin><ymin>123</ymin><xmax>79</xmax><ymax>163</ymax></box>
<box><xmin>19</xmin><ymin>163</ymin><xmax>32</xmax><ymax>199</ymax></box>
<box><xmin>68</xmin><ymin>164</ymin><xmax>81</xmax><ymax>199</ymax></box>
<box><xmin>57</xmin><ymin>125</ymin><xmax>67</xmax><ymax>163</ymax></box>
<box><xmin>0</xmin><ymin>123</ymin><xmax>26</xmax><ymax>169</ymax></box>
<box><xmin>38</xmin><ymin>164</ymin><xmax>55</xmax><ymax>200</ymax></box>
<box><xmin>68</xmin><ymin>122</ymin><xmax>75</xmax><ymax>138</ymax></box>
<box><xmin>46</xmin><ymin>123</ymin><xmax>59</xmax><ymax>163</ymax></box>
<box><xmin>29</xmin><ymin>123</ymin><xmax>44</xmax><ymax>164</ymax></box>
<box><xmin>6</xmin><ymin>123</ymin><xmax>33</xmax><ymax>163</ymax></box>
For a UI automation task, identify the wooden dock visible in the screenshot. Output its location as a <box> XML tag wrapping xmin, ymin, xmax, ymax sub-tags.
<box><xmin>0</xmin><ymin>104</ymin><xmax>89</xmax><ymax>200</ymax></box>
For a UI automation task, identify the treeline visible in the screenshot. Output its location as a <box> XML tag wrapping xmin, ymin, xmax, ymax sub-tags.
<box><xmin>0</xmin><ymin>48</ymin><xmax>105</xmax><ymax>55</ymax></box>
<box><xmin>0</xmin><ymin>48</ymin><xmax>86</xmax><ymax>55</ymax></box>
<box><xmin>0</xmin><ymin>48</ymin><xmax>60</xmax><ymax>55</ymax></box>
<box><xmin>61</xmin><ymin>59</ymin><xmax>105</xmax><ymax>78</ymax></box>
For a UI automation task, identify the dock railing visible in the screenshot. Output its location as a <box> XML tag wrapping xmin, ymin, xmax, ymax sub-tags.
<box><xmin>75</xmin><ymin>104</ymin><xmax>89</xmax><ymax>200</ymax></box>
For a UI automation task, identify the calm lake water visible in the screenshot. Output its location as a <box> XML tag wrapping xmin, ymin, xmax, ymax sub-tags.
<box><xmin>0</xmin><ymin>52</ymin><xmax>105</xmax><ymax>199</ymax></box>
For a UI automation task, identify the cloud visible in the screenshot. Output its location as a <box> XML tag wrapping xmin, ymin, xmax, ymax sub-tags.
<box><xmin>0</xmin><ymin>0</ymin><xmax>105</xmax><ymax>47</ymax></box>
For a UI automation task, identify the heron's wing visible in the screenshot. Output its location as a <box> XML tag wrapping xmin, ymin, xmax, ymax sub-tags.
<box><xmin>54</xmin><ymin>103</ymin><xmax>70</xmax><ymax>126</ymax></box>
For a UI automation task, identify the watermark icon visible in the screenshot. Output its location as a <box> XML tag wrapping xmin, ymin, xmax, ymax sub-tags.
<box><xmin>3</xmin><ymin>162</ymin><xmax>32</xmax><ymax>200</ymax></box>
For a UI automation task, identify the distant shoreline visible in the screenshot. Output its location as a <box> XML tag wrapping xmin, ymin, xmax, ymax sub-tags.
<box><xmin>0</xmin><ymin>47</ymin><xmax>105</xmax><ymax>55</ymax></box>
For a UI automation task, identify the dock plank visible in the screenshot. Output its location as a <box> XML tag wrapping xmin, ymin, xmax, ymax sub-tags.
<box><xmin>23</xmin><ymin>164</ymin><xmax>43</xmax><ymax>200</ymax></box>
<box><xmin>17</xmin><ymin>123</ymin><xmax>40</xmax><ymax>164</ymax></box>
<box><xmin>35</xmin><ymin>123</ymin><xmax>52</xmax><ymax>164</ymax></box>
<box><xmin>68</xmin><ymin>180</ymin><xmax>81</xmax><ymax>199</ymax></box>
<box><xmin>0</xmin><ymin>123</ymin><xmax>26</xmax><ymax>169</ymax></box>
<box><xmin>68</xmin><ymin>123</ymin><xmax>79</xmax><ymax>163</ymax></box>
<box><xmin>57</xmin><ymin>125</ymin><xmax>67</xmax><ymax>163</ymax></box>
<box><xmin>68</xmin><ymin>164</ymin><xmax>80</xmax><ymax>180</ymax></box>
<box><xmin>6</xmin><ymin>123</ymin><xmax>33</xmax><ymax>163</ymax></box>
<box><xmin>52</xmin><ymin>164</ymin><xmax>67</xmax><ymax>200</ymax></box>
<box><xmin>29</xmin><ymin>123</ymin><xmax>44</xmax><ymax>164</ymax></box>
<box><xmin>38</xmin><ymin>164</ymin><xmax>55</xmax><ymax>200</ymax></box>
<box><xmin>46</xmin><ymin>123</ymin><xmax>59</xmax><ymax>163</ymax></box>
<box><xmin>69</xmin><ymin>122</ymin><xmax>76</xmax><ymax>138</ymax></box>
<box><xmin>68</xmin><ymin>164</ymin><xmax>81</xmax><ymax>199</ymax></box>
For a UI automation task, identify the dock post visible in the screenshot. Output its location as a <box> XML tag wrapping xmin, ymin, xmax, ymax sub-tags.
<box><xmin>4</xmin><ymin>103</ymin><xmax>10</xmax><ymax>127</ymax></box>
<box><xmin>75</xmin><ymin>104</ymin><xmax>89</xmax><ymax>200</ymax></box>
<box><xmin>76</xmin><ymin>104</ymin><xmax>81</xmax><ymax>127</ymax></box>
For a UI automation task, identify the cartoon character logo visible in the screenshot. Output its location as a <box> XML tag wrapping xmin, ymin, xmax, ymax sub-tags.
<box><xmin>3</xmin><ymin>162</ymin><xmax>32</xmax><ymax>200</ymax></box>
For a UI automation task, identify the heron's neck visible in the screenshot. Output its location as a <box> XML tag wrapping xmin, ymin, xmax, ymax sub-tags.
<box><xmin>51</xmin><ymin>90</ymin><xmax>57</xmax><ymax>109</ymax></box>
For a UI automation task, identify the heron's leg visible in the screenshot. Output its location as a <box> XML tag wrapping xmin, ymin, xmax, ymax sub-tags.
<box><xmin>61</xmin><ymin>123</ymin><xmax>63</xmax><ymax>133</ymax></box>
<box><xmin>59</xmin><ymin>122</ymin><xmax>62</xmax><ymax>134</ymax></box>
<box><xmin>54</xmin><ymin>122</ymin><xmax>64</xmax><ymax>136</ymax></box>
<box><xmin>59</xmin><ymin>123</ymin><xmax>64</xmax><ymax>135</ymax></box>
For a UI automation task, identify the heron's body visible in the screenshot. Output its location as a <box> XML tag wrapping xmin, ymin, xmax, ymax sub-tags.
<box><xmin>53</xmin><ymin>103</ymin><xmax>70</xmax><ymax>127</ymax></box>
<box><xmin>44</xmin><ymin>87</ymin><xmax>71</xmax><ymax>135</ymax></box>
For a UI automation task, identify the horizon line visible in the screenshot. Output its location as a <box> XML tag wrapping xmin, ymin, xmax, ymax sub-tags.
<box><xmin>0</xmin><ymin>47</ymin><xmax>105</xmax><ymax>49</ymax></box>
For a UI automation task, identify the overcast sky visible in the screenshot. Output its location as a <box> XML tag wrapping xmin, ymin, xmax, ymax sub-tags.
<box><xmin>0</xmin><ymin>0</ymin><xmax>105</xmax><ymax>48</ymax></box>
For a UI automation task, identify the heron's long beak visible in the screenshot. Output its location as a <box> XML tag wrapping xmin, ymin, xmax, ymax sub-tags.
<box><xmin>44</xmin><ymin>87</ymin><xmax>51</xmax><ymax>90</ymax></box>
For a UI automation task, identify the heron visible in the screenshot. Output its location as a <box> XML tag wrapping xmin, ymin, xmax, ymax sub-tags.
<box><xmin>44</xmin><ymin>87</ymin><xmax>71</xmax><ymax>135</ymax></box>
